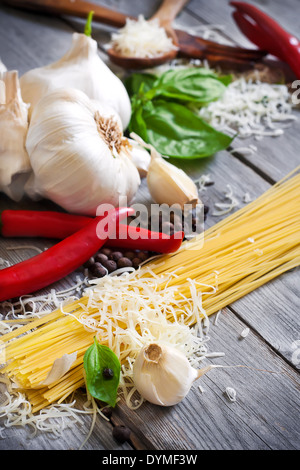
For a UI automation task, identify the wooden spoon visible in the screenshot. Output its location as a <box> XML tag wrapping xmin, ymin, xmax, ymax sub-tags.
<box><xmin>107</xmin><ymin>0</ymin><xmax>189</xmax><ymax>69</ymax></box>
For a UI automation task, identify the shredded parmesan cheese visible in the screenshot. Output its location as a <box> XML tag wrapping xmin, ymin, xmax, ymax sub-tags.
<box><xmin>225</xmin><ymin>387</ymin><xmax>237</xmax><ymax>402</ymax></box>
<box><xmin>110</xmin><ymin>15</ymin><xmax>177</xmax><ymax>58</ymax></box>
<box><xmin>212</xmin><ymin>184</ymin><xmax>239</xmax><ymax>216</ymax></box>
<box><xmin>200</xmin><ymin>77</ymin><xmax>297</xmax><ymax>140</ymax></box>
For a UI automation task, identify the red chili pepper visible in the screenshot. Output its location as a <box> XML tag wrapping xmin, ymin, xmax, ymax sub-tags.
<box><xmin>231</xmin><ymin>2</ymin><xmax>300</xmax><ymax>79</ymax></box>
<box><xmin>0</xmin><ymin>207</ymin><xmax>133</xmax><ymax>302</ymax></box>
<box><xmin>0</xmin><ymin>210</ymin><xmax>91</xmax><ymax>239</ymax></box>
<box><xmin>0</xmin><ymin>210</ymin><xmax>184</xmax><ymax>254</ymax></box>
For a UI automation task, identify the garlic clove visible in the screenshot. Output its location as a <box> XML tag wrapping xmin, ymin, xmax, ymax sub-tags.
<box><xmin>147</xmin><ymin>156</ymin><xmax>200</xmax><ymax>208</ymax></box>
<box><xmin>0</xmin><ymin>70</ymin><xmax>31</xmax><ymax>201</ymax></box>
<box><xmin>129</xmin><ymin>132</ymin><xmax>200</xmax><ymax>208</ymax></box>
<box><xmin>133</xmin><ymin>342</ymin><xmax>211</xmax><ymax>407</ymax></box>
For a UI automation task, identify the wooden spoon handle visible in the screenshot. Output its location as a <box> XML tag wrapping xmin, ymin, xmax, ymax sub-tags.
<box><xmin>150</xmin><ymin>0</ymin><xmax>189</xmax><ymax>28</ymax></box>
<box><xmin>2</xmin><ymin>0</ymin><xmax>132</xmax><ymax>27</ymax></box>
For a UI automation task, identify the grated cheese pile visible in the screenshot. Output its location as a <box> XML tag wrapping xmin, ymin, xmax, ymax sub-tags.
<box><xmin>67</xmin><ymin>268</ymin><xmax>214</xmax><ymax>408</ymax></box>
<box><xmin>199</xmin><ymin>77</ymin><xmax>297</xmax><ymax>140</ymax></box>
<box><xmin>110</xmin><ymin>15</ymin><xmax>177</xmax><ymax>58</ymax></box>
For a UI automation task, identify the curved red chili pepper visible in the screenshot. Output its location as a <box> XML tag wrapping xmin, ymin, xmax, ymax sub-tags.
<box><xmin>231</xmin><ymin>1</ymin><xmax>300</xmax><ymax>79</ymax></box>
<box><xmin>0</xmin><ymin>207</ymin><xmax>133</xmax><ymax>302</ymax></box>
<box><xmin>0</xmin><ymin>210</ymin><xmax>184</xmax><ymax>254</ymax></box>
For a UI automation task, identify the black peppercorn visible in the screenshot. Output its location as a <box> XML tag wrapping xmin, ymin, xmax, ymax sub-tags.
<box><xmin>94</xmin><ymin>253</ymin><xmax>108</xmax><ymax>264</ymax></box>
<box><xmin>102</xmin><ymin>259</ymin><xmax>117</xmax><ymax>273</ymax></box>
<box><xmin>117</xmin><ymin>257</ymin><xmax>133</xmax><ymax>269</ymax></box>
<box><xmin>161</xmin><ymin>221</ymin><xmax>174</xmax><ymax>235</ymax></box>
<box><xmin>103</xmin><ymin>367</ymin><xmax>114</xmax><ymax>379</ymax></box>
<box><xmin>137</xmin><ymin>251</ymin><xmax>148</xmax><ymax>262</ymax></box>
<box><xmin>101</xmin><ymin>406</ymin><xmax>112</xmax><ymax>419</ymax></box>
<box><xmin>112</xmin><ymin>425</ymin><xmax>131</xmax><ymax>443</ymax></box>
<box><xmin>132</xmin><ymin>257</ymin><xmax>141</xmax><ymax>269</ymax></box>
<box><xmin>99</xmin><ymin>247</ymin><xmax>112</xmax><ymax>257</ymax></box>
<box><xmin>110</xmin><ymin>251</ymin><xmax>124</xmax><ymax>262</ymax></box>
<box><xmin>124</xmin><ymin>251</ymin><xmax>135</xmax><ymax>260</ymax></box>
<box><xmin>83</xmin><ymin>256</ymin><xmax>95</xmax><ymax>268</ymax></box>
<box><xmin>90</xmin><ymin>262</ymin><xmax>107</xmax><ymax>278</ymax></box>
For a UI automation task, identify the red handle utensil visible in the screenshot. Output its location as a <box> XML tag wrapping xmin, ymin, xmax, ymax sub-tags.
<box><xmin>231</xmin><ymin>1</ymin><xmax>300</xmax><ymax>78</ymax></box>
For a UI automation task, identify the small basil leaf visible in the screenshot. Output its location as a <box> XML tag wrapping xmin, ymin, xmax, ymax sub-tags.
<box><xmin>148</xmin><ymin>68</ymin><xmax>231</xmax><ymax>104</ymax></box>
<box><xmin>83</xmin><ymin>337</ymin><xmax>121</xmax><ymax>408</ymax></box>
<box><xmin>128</xmin><ymin>103</ymin><xmax>148</xmax><ymax>141</ymax></box>
<box><xmin>125</xmin><ymin>72</ymin><xmax>157</xmax><ymax>97</ymax></box>
<box><xmin>140</xmin><ymin>100</ymin><xmax>233</xmax><ymax>159</ymax></box>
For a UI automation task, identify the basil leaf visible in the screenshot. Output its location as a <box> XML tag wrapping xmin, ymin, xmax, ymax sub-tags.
<box><xmin>83</xmin><ymin>337</ymin><xmax>121</xmax><ymax>407</ymax></box>
<box><xmin>146</xmin><ymin>68</ymin><xmax>231</xmax><ymax>104</ymax></box>
<box><xmin>136</xmin><ymin>100</ymin><xmax>233</xmax><ymax>159</ymax></box>
<box><xmin>125</xmin><ymin>72</ymin><xmax>157</xmax><ymax>97</ymax></box>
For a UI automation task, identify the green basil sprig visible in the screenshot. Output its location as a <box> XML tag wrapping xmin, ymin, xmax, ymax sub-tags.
<box><xmin>83</xmin><ymin>337</ymin><xmax>121</xmax><ymax>407</ymax></box>
<box><xmin>125</xmin><ymin>67</ymin><xmax>233</xmax><ymax>159</ymax></box>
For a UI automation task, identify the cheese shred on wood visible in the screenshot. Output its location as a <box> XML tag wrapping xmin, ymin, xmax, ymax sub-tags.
<box><xmin>0</xmin><ymin>167</ymin><xmax>299</xmax><ymax>422</ymax></box>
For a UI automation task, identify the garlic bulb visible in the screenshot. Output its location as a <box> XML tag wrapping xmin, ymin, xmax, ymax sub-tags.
<box><xmin>133</xmin><ymin>342</ymin><xmax>215</xmax><ymax>406</ymax></box>
<box><xmin>20</xmin><ymin>32</ymin><xmax>131</xmax><ymax>129</ymax></box>
<box><xmin>130</xmin><ymin>133</ymin><xmax>200</xmax><ymax>208</ymax></box>
<box><xmin>25</xmin><ymin>88</ymin><xmax>141</xmax><ymax>215</ymax></box>
<box><xmin>0</xmin><ymin>70</ymin><xmax>31</xmax><ymax>201</ymax></box>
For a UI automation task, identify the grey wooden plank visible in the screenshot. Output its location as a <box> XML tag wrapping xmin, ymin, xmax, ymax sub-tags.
<box><xmin>0</xmin><ymin>6</ymin><xmax>76</xmax><ymax>75</ymax></box>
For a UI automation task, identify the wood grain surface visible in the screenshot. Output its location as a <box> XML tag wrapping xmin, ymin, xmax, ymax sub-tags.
<box><xmin>0</xmin><ymin>0</ymin><xmax>299</xmax><ymax>451</ymax></box>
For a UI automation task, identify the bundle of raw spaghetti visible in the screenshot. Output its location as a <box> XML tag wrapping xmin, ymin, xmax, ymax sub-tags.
<box><xmin>1</xmin><ymin>167</ymin><xmax>299</xmax><ymax>414</ymax></box>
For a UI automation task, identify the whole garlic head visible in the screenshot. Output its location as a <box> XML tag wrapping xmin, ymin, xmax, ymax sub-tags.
<box><xmin>20</xmin><ymin>33</ymin><xmax>132</xmax><ymax>129</ymax></box>
<box><xmin>133</xmin><ymin>343</ymin><xmax>202</xmax><ymax>406</ymax></box>
<box><xmin>25</xmin><ymin>88</ymin><xmax>141</xmax><ymax>215</ymax></box>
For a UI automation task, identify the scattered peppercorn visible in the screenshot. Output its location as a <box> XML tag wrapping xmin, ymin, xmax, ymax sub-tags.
<box><xmin>117</xmin><ymin>257</ymin><xmax>133</xmax><ymax>269</ymax></box>
<box><xmin>90</xmin><ymin>262</ymin><xmax>107</xmax><ymax>278</ymax></box>
<box><xmin>132</xmin><ymin>257</ymin><xmax>141</xmax><ymax>269</ymax></box>
<box><xmin>82</xmin><ymin>202</ymin><xmax>210</xmax><ymax>279</ymax></box>
<box><xmin>101</xmin><ymin>406</ymin><xmax>112</xmax><ymax>419</ymax></box>
<box><xmin>112</xmin><ymin>425</ymin><xmax>131</xmax><ymax>443</ymax></box>
<box><xmin>99</xmin><ymin>247</ymin><xmax>112</xmax><ymax>257</ymax></box>
<box><xmin>110</xmin><ymin>251</ymin><xmax>123</xmax><ymax>262</ymax></box>
<box><xmin>102</xmin><ymin>259</ymin><xmax>117</xmax><ymax>273</ymax></box>
<box><xmin>94</xmin><ymin>253</ymin><xmax>108</xmax><ymax>264</ymax></box>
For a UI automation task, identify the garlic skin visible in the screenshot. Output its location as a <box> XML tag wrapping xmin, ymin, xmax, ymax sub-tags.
<box><xmin>127</xmin><ymin>138</ymin><xmax>151</xmax><ymax>177</ymax></box>
<box><xmin>20</xmin><ymin>33</ymin><xmax>132</xmax><ymax>129</ymax></box>
<box><xmin>133</xmin><ymin>343</ymin><xmax>201</xmax><ymax>406</ymax></box>
<box><xmin>0</xmin><ymin>70</ymin><xmax>31</xmax><ymax>201</ymax></box>
<box><xmin>25</xmin><ymin>88</ymin><xmax>140</xmax><ymax>215</ymax></box>
<box><xmin>0</xmin><ymin>60</ymin><xmax>6</xmax><ymax>73</ymax></box>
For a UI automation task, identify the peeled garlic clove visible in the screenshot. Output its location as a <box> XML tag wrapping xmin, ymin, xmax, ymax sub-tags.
<box><xmin>133</xmin><ymin>343</ymin><xmax>211</xmax><ymax>407</ymax></box>
<box><xmin>0</xmin><ymin>70</ymin><xmax>31</xmax><ymax>201</ymax></box>
<box><xmin>20</xmin><ymin>33</ymin><xmax>131</xmax><ymax>129</ymax></box>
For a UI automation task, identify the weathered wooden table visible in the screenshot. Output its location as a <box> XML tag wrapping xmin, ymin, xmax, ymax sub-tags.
<box><xmin>0</xmin><ymin>0</ymin><xmax>299</xmax><ymax>451</ymax></box>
